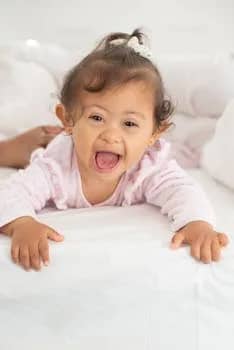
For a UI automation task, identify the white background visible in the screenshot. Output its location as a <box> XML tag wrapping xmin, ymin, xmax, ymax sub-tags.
<box><xmin>0</xmin><ymin>0</ymin><xmax>233</xmax><ymax>55</ymax></box>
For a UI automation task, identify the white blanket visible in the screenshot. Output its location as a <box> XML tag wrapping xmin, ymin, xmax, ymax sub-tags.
<box><xmin>0</xmin><ymin>169</ymin><xmax>234</xmax><ymax>350</ymax></box>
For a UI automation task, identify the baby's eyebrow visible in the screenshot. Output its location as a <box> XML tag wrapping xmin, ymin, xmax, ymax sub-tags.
<box><xmin>125</xmin><ymin>111</ymin><xmax>146</xmax><ymax>120</ymax></box>
<box><xmin>83</xmin><ymin>104</ymin><xmax>110</xmax><ymax>113</ymax></box>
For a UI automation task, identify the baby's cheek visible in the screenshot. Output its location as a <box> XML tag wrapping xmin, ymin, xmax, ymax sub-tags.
<box><xmin>73</xmin><ymin>133</ymin><xmax>87</xmax><ymax>157</ymax></box>
<box><xmin>136</xmin><ymin>138</ymin><xmax>149</xmax><ymax>154</ymax></box>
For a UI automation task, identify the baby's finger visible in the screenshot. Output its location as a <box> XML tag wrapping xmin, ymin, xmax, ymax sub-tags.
<box><xmin>38</xmin><ymin>238</ymin><xmax>49</xmax><ymax>266</ymax></box>
<box><xmin>47</xmin><ymin>228</ymin><xmax>64</xmax><ymax>242</ymax></box>
<box><xmin>29</xmin><ymin>243</ymin><xmax>41</xmax><ymax>270</ymax></box>
<box><xmin>217</xmin><ymin>233</ymin><xmax>229</xmax><ymax>247</ymax></box>
<box><xmin>190</xmin><ymin>239</ymin><xmax>202</xmax><ymax>260</ymax></box>
<box><xmin>200</xmin><ymin>238</ymin><xmax>212</xmax><ymax>264</ymax></box>
<box><xmin>42</xmin><ymin>125</ymin><xmax>63</xmax><ymax>134</ymax></box>
<box><xmin>11</xmin><ymin>244</ymin><xmax>19</xmax><ymax>264</ymax></box>
<box><xmin>211</xmin><ymin>238</ymin><xmax>221</xmax><ymax>262</ymax></box>
<box><xmin>170</xmin><ymin>232</ymin><xmax>185</xmax><ymax>249</ymax></box>
<box><xmin>19</xmin><ymin>246</ymin><xmax>30</xmax><ymax>270</ymax></box>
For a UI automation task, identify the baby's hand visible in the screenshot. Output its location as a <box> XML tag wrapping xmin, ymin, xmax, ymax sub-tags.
<box><xmin>170</xmin><ymin>221</ymin><xmax>229</xmax><ymax>263</ymax></box>
<box><xmin>2</xmin><ymin>216</ymin><xmax>64</xmax><ymax>270</ymax></box>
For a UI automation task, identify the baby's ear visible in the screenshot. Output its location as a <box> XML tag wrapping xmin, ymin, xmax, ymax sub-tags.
<box><xmin>148</xmin><ymin>123</ymin><xmax>170</xmax><ymax>146</ymax></box>
<box><xmin>55</xmin><ymin>104</ymin><xmax>73</xmax><ymax>134</ymax></box>
<box><xmin>55</xmin><ymin>104</ymin><xmax>67</xmax><ymax>125</ymax></box>
<box><xmin>148</xmin><ymin>129</ymin><xmax>161</xmax><ymax>146</ymax></box>
<box><xmin>158</xmin><ymin>122</ymin><xmax>171</xmax><ymax>134</ymax></box>
<box><xmin>148</xmin><ymin>132</ymin><xmax>159</xmax><ymax>147</ymax></box>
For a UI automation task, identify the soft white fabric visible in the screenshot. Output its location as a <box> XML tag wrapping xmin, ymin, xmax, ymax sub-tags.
<box><xmin>0</xmin><ymin>55</ymin><xmax>57</xmax><ymax>135</ymax></box>
<box><xmin>0</xmin><ymin>40</ymin><xmax>77</xmax><ymax>135</ymax></box>
<box><xmin>0</xmin><ymin>132</ymin><xmax>7</xmax><ymax>141</ymax></box>
<box><xmin>0</xmin><ymin>40</ymin><xmax>77</xmax><ymax>87</ymax></box>
<box><xmin>0</xmin><ymin>168</ymin><xmax>233</xmax><ymax>349</ymax></box>
<box><xmin>158</xmin><ymin>53</ymin><xmax>234</xmax><ymax>168</ymax></box>
<box><xmin>157</xmin><ymin>53</ymin><xmax>234</xmax><ymax>118</ymax></box>
<box><xmin>165</xmin><ymin>112</ymin><xmax>216</xmax><ymax>168</ymax></box>
<box><xmin>201</xmin><ymin>99</ymin><xmax>234</xmax><ymax>190</ymax></box>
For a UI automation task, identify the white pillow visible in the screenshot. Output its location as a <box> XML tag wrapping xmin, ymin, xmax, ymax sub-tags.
<box><xmin>0</xmin><ymin>55</ymin><xmax>58</xmax><ymax>135</ymax></box>
<box><xmin>0</xmin><ymin>40</ymin><xmax>77</xmax><ymax>87</ymax></box>
<box><xmin>165</xmin><ymin>112</ymin><xmax>216</xmax><ymax>168</ymax></box>
<box><xmin>0</xmin><ymin>40</ymin><xmax>77</xmax><ymax>135</ymax></box>
<box><xmin>157</xmin><ymin>53</ymin><xmax>234</xmax><ymax>118</ymax></box>
<box><xmin>201</xmin><ymin>99</ymin><xmax>234</xmax><ymax>190</ymax></box>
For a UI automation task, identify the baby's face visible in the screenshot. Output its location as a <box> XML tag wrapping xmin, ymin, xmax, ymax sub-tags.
<box><xmin>65</xmin><ymin>81</ymin><xmax>159</xmax><ymax>182</ymax></box>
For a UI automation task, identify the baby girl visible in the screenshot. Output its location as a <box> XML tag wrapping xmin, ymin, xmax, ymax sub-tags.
<box><xmin>0</xmin><ymin>29</ymin><xmax>228</xmax><ymax>271</ymax></box>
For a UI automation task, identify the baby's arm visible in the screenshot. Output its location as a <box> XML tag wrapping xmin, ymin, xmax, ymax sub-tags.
<box><xmin>144</xmin><ymin>159</ymin><xmax>229</xmax><ymax>263</ymax></box>
<box><xmin>0</xmin><ymin>155</ymin><xmax>64</xmax><ymax>270</ymax></box>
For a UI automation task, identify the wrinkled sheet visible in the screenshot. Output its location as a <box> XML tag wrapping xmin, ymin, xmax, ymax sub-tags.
<box><xmin>0</xmin><ymin>168</ymin><xmax>234</xmax><ymax>349</ymax></box>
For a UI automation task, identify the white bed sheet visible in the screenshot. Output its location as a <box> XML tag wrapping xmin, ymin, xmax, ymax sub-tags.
<box><xmin>0</xmin><ymin>168</ymin><xmax>234</xmax><ymax>350</ymax></box>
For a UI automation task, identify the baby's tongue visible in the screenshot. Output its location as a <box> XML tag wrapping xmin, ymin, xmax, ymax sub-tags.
<box><xmin>95</xmin><ymin>152</ymin><xmax>119</xmax><ymax>169</ymax></box>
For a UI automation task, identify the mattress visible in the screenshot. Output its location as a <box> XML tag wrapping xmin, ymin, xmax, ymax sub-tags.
<box><xmin>0</xmin><ymin>168</ymin><xmax>234</xmax><ymax>350</ymax></box>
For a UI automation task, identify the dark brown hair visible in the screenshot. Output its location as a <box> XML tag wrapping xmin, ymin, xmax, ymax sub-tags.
<box><xmin>60</xmin><ymin>28</ymin><xmax>173</xmax><ymax>130</ymax></box>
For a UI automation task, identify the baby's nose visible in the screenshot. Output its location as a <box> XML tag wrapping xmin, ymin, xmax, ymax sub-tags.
<box><xmin>100</xmin><ymin>129</ymin><xmax>122</xmax><ymax>144</ymax></box>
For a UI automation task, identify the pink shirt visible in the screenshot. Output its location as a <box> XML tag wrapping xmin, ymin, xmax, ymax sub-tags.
<box><xmin>0</xmin><ymin>133</ymin><xmax>215</xmax><ymax>232</ymax></box>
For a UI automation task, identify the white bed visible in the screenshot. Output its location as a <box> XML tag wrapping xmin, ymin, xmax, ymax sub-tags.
<box><xmin>0</xmin><ymin>167</ymin><xmax>234</xmax><ymax>350</ymax></box>
<box><xmin>0</xmin><ymin>39</ymin><xmax>234</xmax><ymax>350</ymax></box>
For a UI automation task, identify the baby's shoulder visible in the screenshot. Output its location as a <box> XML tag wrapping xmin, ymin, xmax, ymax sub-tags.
<box><xmin>121</xmin><ymin>139</ymin><xmax>174</xmax><ymax>204</ymax></box>
<box><xmin>125</xmin><ymin>139</ymin><xmax>172</xmax><ymax>187</ymax></box>
<box><xmin>31</xmin><ymin>132</ymin><xmax>74</xmax><ymax>166</ymax></box>
<box><xmin>139</xmin><ymin>138</ymin><xmax>172</xmax><ymax>169</ymax></box>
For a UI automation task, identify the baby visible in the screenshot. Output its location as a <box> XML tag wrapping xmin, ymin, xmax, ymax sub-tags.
<box><xmin>0</xmin><ymin>29</ymin><xmax>228</xmax><ymax>271</ymax></box>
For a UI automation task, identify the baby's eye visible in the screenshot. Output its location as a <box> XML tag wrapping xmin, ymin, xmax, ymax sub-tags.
<box><xmin>124</xmin><ymin>120</ymin><xmax>138</xmax><ymax>128</ymax></box>
<box><xmin>89</xmin><ymin>115</ymin><xmax>103</xmax><ymax>122</ymax></box>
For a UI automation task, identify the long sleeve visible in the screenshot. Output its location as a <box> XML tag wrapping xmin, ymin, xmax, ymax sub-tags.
<box><xmin>0</xmin><ymin>162</ymin><xmax>52</xmax><ymax>227</ymax></box>
<box><xmin>143</xmin><ymin>157</ymin><xmax>215</xmax><ymax>232</ymax></box>
<box><xmin>0</xmin><ymin>133</ymin><xmax>73</xmax><ymax>229</ymax></box>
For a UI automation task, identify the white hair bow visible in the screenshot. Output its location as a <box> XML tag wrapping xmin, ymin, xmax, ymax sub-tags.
<box><xmin>110</xmin><ymin>36</ymin><xmax>152</xmax><ymax>60</ymax></box>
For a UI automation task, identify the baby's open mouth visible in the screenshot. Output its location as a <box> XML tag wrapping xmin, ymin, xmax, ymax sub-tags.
<box><xmin>95</xmin><ymin>151</ymin><xmax>121</xmax><ymax>171</ymax></box>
